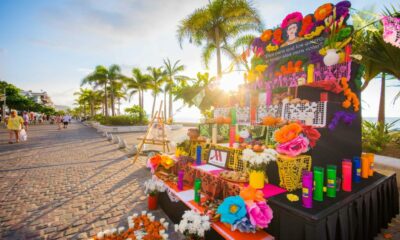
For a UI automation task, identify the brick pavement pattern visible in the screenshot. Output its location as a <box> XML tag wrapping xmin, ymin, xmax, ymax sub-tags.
<box><xmin>0</xmin><ymin>122</ymin><xmax>182</xmax><ymax>240</ymax></box>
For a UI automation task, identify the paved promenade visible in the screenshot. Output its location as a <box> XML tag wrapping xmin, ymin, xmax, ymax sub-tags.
<box><xmin>0</xmin><ymin>122</ymin><xmax>181</xmax><ymax>240</ymax></box>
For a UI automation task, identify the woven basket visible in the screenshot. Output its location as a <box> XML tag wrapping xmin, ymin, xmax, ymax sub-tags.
<box><xmin>277</xmin><ymin>154</ymin><xmax>312</xmax><ymax>191</ymax></box>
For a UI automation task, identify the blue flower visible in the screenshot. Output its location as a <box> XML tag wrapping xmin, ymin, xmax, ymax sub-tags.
<box><xmin>217</xmin><ymin>196</ymin><xmax>247</xmax><ymax>225</ymax></box>
<box><xmin>231</xmin><ymin>217</ymin><xmax>256</xmax><ymax>233</ymax></box>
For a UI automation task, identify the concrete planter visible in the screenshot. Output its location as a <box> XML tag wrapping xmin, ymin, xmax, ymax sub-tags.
<box><xmin>88</xmin><ymin>121</ymin><xmax>183</xmax><ymax>133</ymax></box>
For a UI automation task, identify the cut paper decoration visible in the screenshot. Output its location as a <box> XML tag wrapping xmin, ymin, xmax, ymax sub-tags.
<box><xmin>382</xmin><ymin>16</ymin><xmax>400</xmax><ymax>48</ymax></box>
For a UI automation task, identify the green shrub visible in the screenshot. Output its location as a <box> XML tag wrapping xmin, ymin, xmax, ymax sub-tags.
<box><xmin>362</xmin><ymin>120</ymin><xmax>399</xmax><ymax>153</ymax></box>
<box><xmin>99</xmin><ymin>115</ymin><xmax>148</xmax><ymax>126</ymax></box>
<box><xmin>93</xmin><ymin>114</ymin><xmax>105</xmax><ymax>122</ymax></box>
<box><xmin>125</xmin><ymin>105</ymin><xmax>147</xmax><ymax>122</ymax></box>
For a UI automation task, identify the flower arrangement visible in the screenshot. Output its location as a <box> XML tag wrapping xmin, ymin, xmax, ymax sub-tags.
<box><xmin>274</xmin><ymin>122</ymin><xmax>321</xmax><ymax>157</ymax></box>
<box><xmin>144</xmin><ymin>178</ymin><xmax>166</xmax><ymax>196</ymax></box>
<box><xmin>90</xmin><ymin>212</ymin><xmax>168</xmax><ymax>240</ymax></box>
<box><xmin>260</xmin><ymin>29</ymin><xmax>273</xmax><ymax>42</ymax></box>
<box><xmin>241</xmin><ymin>148</ymin><xmax>278</xmax><ymax>171</ymax></box>
<box><xmin>175</xmin><ymin>210</ymin><xmax>211</xmax><ymax>239</ymax></box>
<box><xmin>217</xmin><ymin>187</ymin><xmax>273</xmax><ymax>233</ymax></box>
<box><xmin>147</xmin><ymin>154</ymin><xmax>175</xmax><ymax>173</ymax></box>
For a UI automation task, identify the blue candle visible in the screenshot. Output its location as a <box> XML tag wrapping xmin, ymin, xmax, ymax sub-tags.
<box><xmin>352</xmin><ymin>157</ymin><xmax>361</xmax><ymax>183</ymax></box>
<box><xmin>196</xmin><ymin>145</ymin><xmax>202</xmax><ymax>165</ymax></box>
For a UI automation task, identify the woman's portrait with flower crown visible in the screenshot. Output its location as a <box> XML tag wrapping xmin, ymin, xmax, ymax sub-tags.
<box><xmin>281</xmin><ymin>12</ymin><xmax>304</xmax><ymax>47</ymax></box>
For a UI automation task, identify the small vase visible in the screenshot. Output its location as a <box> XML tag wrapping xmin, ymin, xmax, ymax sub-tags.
<box><xmin>323</xmin><ymin>49</ymin><xmax>340</xmax><ymax>66</ymax></box>
<box><xmin>148</xmin><ymin>194</ymin><xmax>158</xmax><ymax>210</ymax></box>
<box><xmin>249</xmin><ymin>170</ymin><xmax>265</xmax><ymax>189</ymax></box>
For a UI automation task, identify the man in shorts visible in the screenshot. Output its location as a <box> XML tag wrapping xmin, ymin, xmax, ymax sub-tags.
<box><xmin>62</xmin><ymin>114</ymin><xmax>71</xmax><ymax>129</ymax></box>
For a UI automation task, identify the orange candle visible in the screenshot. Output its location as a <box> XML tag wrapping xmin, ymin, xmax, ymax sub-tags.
<box><xmin>366</xmin><ymin>153</ymin><xmax>374</xmax><ymax>176</ymax></box>
<box><xmin>361</xmin><ymin>155</ymin><xmax>369</xmax><ymax>179</ymax></box>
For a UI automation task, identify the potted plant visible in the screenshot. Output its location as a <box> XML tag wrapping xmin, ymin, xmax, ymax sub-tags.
<box><xmin>242</xmin><ymin>148</ymin><xmax>278</xmax><ymax>189</ymax></box>
<box><xmin>175</xmin><ymin>210</ymin><xmax>211</xmax><ymax>240</ymax></box>
<box><xmin>144</xmin><ymin>178</ymin><xmax>165</xmax><ymax>210</ymax></box>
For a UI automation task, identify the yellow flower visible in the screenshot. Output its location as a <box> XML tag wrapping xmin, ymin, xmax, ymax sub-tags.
<box><xmin>266</xmin><ymin>44</ymin><xmax>279</xmax><ymax>52</ymax></box>
<box><xmin>160</xmin><ymin>155</ymin><xmax>174</xmax><ymax>169</ymax></box>
<box><xmin>286</xmin><ymin>194</ymin><xmax>299</xmax><ymax>202</ymax></box>
<box><xmin>255</xmin><ymin>64</ymin><xmax>268</xmax><ymax>73</ymax></box>
<box><xmin>246</xmin><ymin>71</ymin><xmax>257</xmax><ymax>82</ymax></box>
<box><xmin>304</xmin><ymin>26</ymin><xmax>325</xmax><ymax>40</ymax></box>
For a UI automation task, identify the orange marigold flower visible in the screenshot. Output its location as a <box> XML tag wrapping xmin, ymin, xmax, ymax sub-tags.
<box><xmin>342</xmin><ymin>100</ymin><xmax>351</xmax><ymax>108</ymax></box>
<box><xmin>314</xmin><ymin>3</ymin><xmax>333</xmax><ymax>21</ymax></box>
<box><xmin>262</xmin><ymin>116</ymin><xmax>279</xmax><ymax>126</ymax></box>
<box><xmin>260</xmin><ymin>29</ymin><xmax>273</xmax><ymax>42</ymax></box>
<box><xmin>274</xmin><ymin>123</ymin><xmax>303</xmax><ymax>143</ymax></box>
<box><xmin>160</xmin><ymin>155</ymin><xmax>174</xmax><ymax>169</ymax></box>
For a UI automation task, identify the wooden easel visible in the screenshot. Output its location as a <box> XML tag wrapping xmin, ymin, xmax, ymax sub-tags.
<box><xmin>133</xmin><ymin>101</ymin><xmax>170</xmax><ymax>163</ymax></box>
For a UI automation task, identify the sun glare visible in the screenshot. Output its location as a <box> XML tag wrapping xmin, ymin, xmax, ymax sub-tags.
<box><xmin>218</xmin><ymin>72</ymin><xmax>245</xmax><ymax>92</ymax></box>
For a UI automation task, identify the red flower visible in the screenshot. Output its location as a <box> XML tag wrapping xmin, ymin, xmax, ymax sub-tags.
<box><xmin>300</xmin><ymin>124</ymin><xmax>321</xmax><ymax>148</ymax></box>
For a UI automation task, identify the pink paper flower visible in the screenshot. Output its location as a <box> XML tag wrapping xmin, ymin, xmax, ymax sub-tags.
<box><xmin>246</xmin><ymin>201</ymin><xmax>273</xmax><ymax>228</ymax></box>
<box><xmin>276</xmin><ymin>135</ymin><xmax>309</xmax><ymax>157</ymax></box>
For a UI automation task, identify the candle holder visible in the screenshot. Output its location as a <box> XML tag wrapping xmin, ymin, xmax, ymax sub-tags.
<box><xmin>302</xmin><ymin>170</ymin><xmax>313</xmax><ymax>208</ymax></box>
<box><xmin>326</xmin><ymin>165</ymin><xmax>337</xmax><ymax>198</ymax></box>
<box><xmin>313</xmin><ymin>166</ymin><xmax>324</xmax><ymax>202</ymax></box>
<box><xmin>352</xmin><ymin>157</ymin><xmax>361</xmax><ymax>183</ymax></box>
<box><xmin>342</xmin><ymin>159</ymin><xmax>352</xmax><ymax>192</ymax></box>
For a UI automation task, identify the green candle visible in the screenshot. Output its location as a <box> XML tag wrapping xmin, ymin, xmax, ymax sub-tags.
<box><xmin>231</xmin><ymin>108</ymin><xmax>237</xmax><ymax>125</ymax></box>
<box><xmin>313</xmin><ymin>167</ymin><xmax>324</xmax><ymax>201</ymax></box>
<box><xmin>326</xmin><ymin>165</ymin><xmax>337</xmax><ymax>198</ymax></box>
<box><xmin>194</xmin><ymin>178</ymin><xmax>201</xmax><ymax>203</ymax></box>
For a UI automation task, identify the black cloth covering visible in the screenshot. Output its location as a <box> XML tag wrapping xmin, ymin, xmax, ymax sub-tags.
<box><xmin>267</xmin><ymin>172</ymin><xmax>399</xmax><ymax>240</ymax></box>
<box><xmin>159</xmin><ymin>172</ymin><xmax>398</xmax><ymax>240</ymax></box>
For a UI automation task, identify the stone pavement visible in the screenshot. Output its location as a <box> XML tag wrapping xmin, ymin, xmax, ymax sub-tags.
<box><xmin>0</xmin><ymin>122</ymin><xmax>183</xmax><ymax>240</ymax></box>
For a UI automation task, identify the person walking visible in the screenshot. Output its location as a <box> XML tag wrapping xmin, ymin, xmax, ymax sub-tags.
<box><xmin>7</xmin><ymin>110</ymin><xmax>24</xmax><ymax>144</ymax></box>
<box><xmin>62</xmin><ymin>114</ymin><xmax>71</xmax><ymax>129</ymax></box>
<box><xmin>22</xmin><ymin>111</ymin><xmax>29</xmax><ymax>131</ymax></box>
<box><xmin>55</xmin><ymin>115</ymin><xmax>62</xmax><ymax>130</ymax></box>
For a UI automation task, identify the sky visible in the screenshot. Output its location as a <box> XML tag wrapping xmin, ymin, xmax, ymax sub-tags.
<box><xmin>0</xmin><ymin>0</ymin><xmax>399</xmax><ymax>121</ymax></box>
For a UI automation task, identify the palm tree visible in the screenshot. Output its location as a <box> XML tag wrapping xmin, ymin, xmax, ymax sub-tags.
<box><xmin>125</xmin><ymin>68</ymin><xmax>151</xmax><ymax>110</ymax></box>
<box><xmin>82</xmin><ymin>65</ymin><xmax>109</xmax><ymax>116</ymax></box>
<box><xmin>73</xmin><ymin>88</ymin><xmax>102</xmax><ymax>117</ymax></box>
<box><xmin>107</xmin><ymin>64</ymin><xmax>124</xmax><ymax>116</ymax></box>
<box><xmin>177</xmin><ymin>0</ymin><xmax>262</xmax><ymax>79</ymax></box>
<box><xmin>147</xmin><ymin>67</ymin><xmax>166</xmax><ymax>117</ymax></box>
<box><xmin>352</xmin><ymin>6</ymin><xmax>400</xmax><ymax>125</ymax></box>
<box><xmin>163</xmin><ymin>58</ymin><xmax>189</xmax><ymax>122</ymax></box>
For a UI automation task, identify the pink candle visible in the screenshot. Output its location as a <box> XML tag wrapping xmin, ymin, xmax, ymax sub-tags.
<box><xmin>229</xmin><ymin>125</ymin><xmax>235</xmax><ymax>147</ymax></box>
<box><xmin>342</xmin><ymin>159</ymin><xmax>352</xmax><ymax>192</ymax></box>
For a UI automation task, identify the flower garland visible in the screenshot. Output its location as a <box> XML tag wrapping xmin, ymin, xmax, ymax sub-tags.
<box><xmin>340</xmin><ymin>77</ymin><xmax>360</xmax><ymax>111</ymax></box>
<box><xmin>175</xmin><ymin>210</ymin><xmax>211</xmax><ymax>238</ymax></box>
<box><xmin>328</xmin><ymin>111</ymin><xmax>357</xmax><ymax>131</ymax></box>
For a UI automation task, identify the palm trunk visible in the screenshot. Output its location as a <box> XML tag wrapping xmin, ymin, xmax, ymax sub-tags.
<box><xmin>215</xmin><ymin>27</ymin><xmax>222</xmax><ymax>79</ymax></box>
<box><xmin>169</xmin><ymin>92</ymin><xmax>173</xmax><ymax>121</ymax></box>
<box><xmin>164</xmin><ymin>91</ymin><xmax>167</xmax><ymax>122</ymax></box>
<box><xmin>151</xmin><ymin>94</ymin><xmax>157</xmax><ymax>117</ymax></box>
<box><xmin>110</xmin><ymin>82</ymin><xmax>115</xmax><ymax>116</ymax></box>
<box><xmin>118</xmin><ymin>98</ymin><xmax>121</xmax><ymax>115</ymax></box>
<box><xmin>104</xmin><ymin>83</ymin><xmax>109</xmax><ymax>117</ymax></box>
<box><xmin>378</xmin><ymin>73</ymin><xmax>385</xmax><ymax>126</ymax></box>
<box><xmin>90</xmin><ymin>100</ymin><xmax>94</xmax><ymax>117</ymax></box>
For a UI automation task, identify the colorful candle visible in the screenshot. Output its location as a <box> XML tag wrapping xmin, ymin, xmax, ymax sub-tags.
<box><xmin>194</xmin><ymin>178</ymin><xmax>201</xmax><ymax>203</ymax></box>
<box><xmin>342</xmin><ymin>159</ymin><xmax>352</xmax><ymax>192</ymax></box>
<box><xmin>229</xmin><ymin>125</ymin><xmax>235</xmax><ymax>147</ymax></box>
<box><xmin>361</xmin><ymin>155</ymin><xmax>369</xmax><ymax>179</ymax></box>
<box><xmin>196</xmin><ymin>145</ymin><xmax>202</xmax><ymax>165</ymax></box>
<box><xmin>211</xmin><ymin>124</ymin><xmax>217</xmax><ymax>144</ymax></box>
<box><xmin>366</xmin><ymin>153</ymin><xmax>374</xmax><ymax>176</ymax></box>
<box><xmin>307</xmin><ymin>64</ymin><xmax>314</xmax><ymax>84</ymax></box>
<box><xmin>177</xmin><ymin>170</ymin><xmax>184</xmax><ymax>190</ymax></box>
<box><xmin>302</xmin><ymin>170</ymin><xmax>313</xmax><ymax>208</ymax></box>
<box><xmin>313</xmin><ymin>167</ymin><xmax>324</xmax><ymax>201</ymax></box>
<box><xmin>230</xmin><ymin>108</ymin><xmax>237</xmax><ymax>125</ymax></box>
<box><xmin>326</xmin><ymin>165</ymin><xmax>337</xmax><ymax>198</ymax></box>
<box><xmin>352</xmin><ymin>157</ymin><xmax>361</xmax><ymax>183</ymax></box>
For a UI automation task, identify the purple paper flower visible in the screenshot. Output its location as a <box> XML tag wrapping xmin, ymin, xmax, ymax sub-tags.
<box><xmin>328</xmin><ymin>111</ymin><xmax>356</xmax><ymax>131</ymax></box>
<box><xmin>335</xmin><ymin>1</ymin><xmax>351</xmax><ymax>19</ymax></box>
<box><xmin>231</xmin><ymin>217</ymin><xmax>256</xmax><ymax>233</ymax></box>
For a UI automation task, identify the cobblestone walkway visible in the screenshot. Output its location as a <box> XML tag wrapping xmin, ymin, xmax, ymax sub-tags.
<box><xmin>0</xmin><ymin>122</ymin><xmax>181</xmax><ymax>240</ymax></box>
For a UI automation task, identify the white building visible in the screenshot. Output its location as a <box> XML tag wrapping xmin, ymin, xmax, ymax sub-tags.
<box><xmin>21</xmin><ymin>90</ymin><xmax>54</xmax><ymax>107</ymax></box>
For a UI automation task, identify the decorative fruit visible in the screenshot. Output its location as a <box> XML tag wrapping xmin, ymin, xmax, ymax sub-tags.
<box><xmin>253</xmin><ymin>145</ymin><xmax>263</xmax><ymax>152</ymax></box>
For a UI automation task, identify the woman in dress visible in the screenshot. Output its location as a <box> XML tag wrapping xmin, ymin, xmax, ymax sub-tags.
<box><xmin>7</xmin><ymin>110</ymin><xmax>24</xmax><ymax>144</ymax></box>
